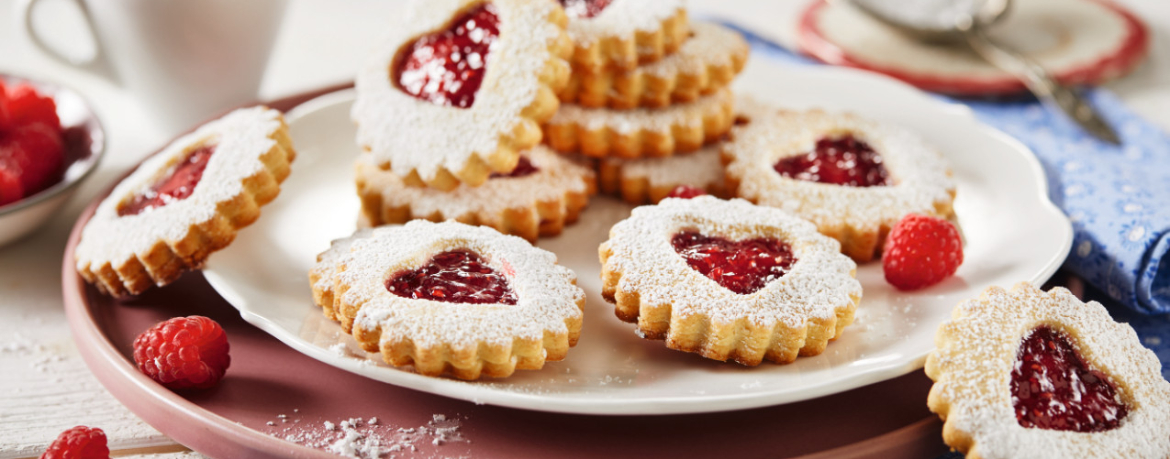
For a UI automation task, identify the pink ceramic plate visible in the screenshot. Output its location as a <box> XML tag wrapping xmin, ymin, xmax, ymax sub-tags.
<box><xmin>62</xmin><ymin>85</ymin><xmax>952</xmax><ymax>459</ymax></box>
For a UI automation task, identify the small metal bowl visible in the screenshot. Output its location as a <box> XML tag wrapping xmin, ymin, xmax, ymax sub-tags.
<box><xmin>0</xmin><ymin>74</ymin><xmax>105</xmax><ymax>247</ymax></box>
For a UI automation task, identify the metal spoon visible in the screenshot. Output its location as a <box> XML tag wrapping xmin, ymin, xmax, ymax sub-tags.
<box><xmin>849</xmin><ymin>0</ymin><xmax>1121</xmax><ymax>145</ymax></box>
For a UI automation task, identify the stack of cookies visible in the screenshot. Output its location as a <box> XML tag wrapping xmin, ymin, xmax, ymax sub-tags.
<box><xmin>544</xmin><ymin>0</ymin><xmax>750</xmax><ymax>204</ymax></box>
<box><xmin>350</xmin><ymin>0</ymin><xmax>597</xmax><ymax>243</ymax></box>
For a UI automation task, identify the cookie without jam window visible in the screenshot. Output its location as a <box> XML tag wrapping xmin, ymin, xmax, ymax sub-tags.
<box><xmin>560</xmin><ymin>22</ymin><xmax>750</xmax><ymax>109</ymax></box>
<box><xmin>560</xmin><ymin>0</ymin><xmax>689</xmax><ymax>72</ymax></box>
<box><xmin>310</xmin><ymin>221</ymin><xmax>585</xmax><ymax>380</ymax></box>
<box><xmin>599</xmin><ymin>196</ymin><xmax>861</xmax><ymax>365</ymax></box>
<box><xmin>926</xmin><ymin>283</ymin><xmax>1170</xmax><ymax>459</ymax></box>
<box><xmin>599</xmin><ymin>142</ymin><xmax>729</xmax><ymax>204</ymax></box>
<box><xmin>352</xmin><ymin>0</ymin><xmax>573</xmax><ymax>190</ymax></box>
<box><xmin>722</xmin><ymin>99</ymin><xmax>956</xmax><ymax>262</ymax></box>
<box><xmin>355</xmin><ymin>145</ymin><xmax>596</xmax><ymax>242</ymax></box>
<box><xmin>74</xmin><ymin>107</ymin><xmax>295</xmax><ymax>296</ymax></box>
<box><xmin>545</xmin><ymin>87</ymin><xmax>735</xmax><ymax>158</ymax></box>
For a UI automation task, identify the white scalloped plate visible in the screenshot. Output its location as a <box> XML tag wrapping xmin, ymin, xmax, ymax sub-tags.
<box><xmin>203</xmin><ymin>59</ymin><xmax>1071</xmax><ymax>415</ymax></box>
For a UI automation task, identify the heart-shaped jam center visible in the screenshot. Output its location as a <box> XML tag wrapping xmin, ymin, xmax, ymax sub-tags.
<box><xmin>395</xmin><ymin>3</ymin><xmax>500</xmax><ymax>108</ymax></box>
<box><xmin>671</xmin><ymin>231</ymin><xmax>796</xmax><ymax>295</ymax></box>
<box><xmin>489</xmin><ymin>156</ymin><xmax>538</xmax><ymax>179</ymax></box>
<box><xmin>773</xmin><ymin>135</ymin><xmax>889</xmax><ymax>187</ymax></box>
<box><xmin>386</xmin><ymin>249</ymin><xmax>518</xmax><ymax>305</ymax></box>
<box><xmin>1011</xmin><ymin>326</ymin><xmax>1128</xmax><ymax>432</ymax></box>
<box><xmin>118</xmin><ymin>145</ymin><xmax>215</xmax><ymax>216</ymax></box>
<box><xmin>560</xmin><ymin>0</ymin><xmax>613</xmax><ymax>19</ymax></box>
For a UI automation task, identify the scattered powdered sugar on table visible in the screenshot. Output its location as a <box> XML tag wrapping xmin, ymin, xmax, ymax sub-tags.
<box><xmin>267</xmin><ymin>413</ymin><xmax>468</xmax><ymax>459</ymax></box>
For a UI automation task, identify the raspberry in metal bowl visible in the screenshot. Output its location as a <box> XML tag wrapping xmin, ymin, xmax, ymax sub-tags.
<box><xmin>0</xmin><ymin>74</ymin><xmax>105</xmax><ymax>247</ymax></box>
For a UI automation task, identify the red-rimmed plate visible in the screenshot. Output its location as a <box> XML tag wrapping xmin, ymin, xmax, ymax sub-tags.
<box><xmin>797</xmin><ymin>0</ymin><xmax>1149</xmax><ymax>96</ymax></box>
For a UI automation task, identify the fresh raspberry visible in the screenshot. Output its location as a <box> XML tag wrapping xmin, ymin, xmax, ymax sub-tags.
<box><xmin>7</xmin><ymin>84</ymin><xmax>60</xmax><ymax>129</ymax></box>
<box><xmin>665</xmin><ymin>185</ymin><xmax>707</xmax><ymax>199</ymax></box>
<box><xmin>40</xmin><ymin>426</ymin><xmax>109</xmax><ymax>459</ymax></box>
<box><xmin>133</xmin><ymin>316</ymin><xmax>231</xmax><ymax>390</ymax></box>
<box><xmin>882</xmin><ymin>214</ymin><xmax>963</xmax><ymax>290</ymax></box>
<box><xmin>0</xmin><ymin>81</ymin><xmax>11</xmax><ymax>133</ymax></box>
<box><xmin>0</xmin><ymin>122</ymin><xmax>65</xmax><ymax>195</ymax></box>
<box><xmin>0</xmin><ymin>167</ymin><xmax>22</xmax><ymax>206</ymax></box>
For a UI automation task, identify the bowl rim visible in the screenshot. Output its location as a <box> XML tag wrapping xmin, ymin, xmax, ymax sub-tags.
<box><xmin>0</xmin><ymin>73</ymin><xmax>107</xmax><ymax>217</ymax></box>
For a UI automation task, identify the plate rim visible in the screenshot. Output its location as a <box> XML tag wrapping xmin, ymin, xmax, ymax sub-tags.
<box><xmin>795</xmin><ymin>0</ymin><xmax>1150</xmax><ymax>96</ymax></box>
<box><xmin>203</xmin><ymin>61</ymin><xmax>1073</xmax><ymax>415</ymax></box>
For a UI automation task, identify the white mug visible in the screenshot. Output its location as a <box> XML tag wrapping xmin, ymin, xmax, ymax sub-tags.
<box><xmin>19</xmin><ymin>0</ymin><xmax>288</xmax><ymax>131</ymax></box>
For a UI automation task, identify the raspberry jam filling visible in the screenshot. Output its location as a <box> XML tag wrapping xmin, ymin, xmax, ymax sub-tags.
<box><xmin>489</xmin><ymin>156</ymin><xmax>538</xmax><ymax>179</ymax></box>
<box><xmin>395</xmin><ymin>3</ymin><xmax>500</xmax><ymax>108</ymax></box>
<box><xmin>1011</xmin><ymin>326</ymin><xmax>1128</xmax><ymax>432</ymax></box>
<box><xmin>665</xmin><ymin>185</ymin><xmax>707</xmax><ymax>199</ymax></box>
<box><xmin>671</xmin><ymin>231</ymin><xmax>796</xmax><ymax>295</ymax></box>
<box><xmin>386</xmin><ymin>249</ymin><xmax>518</xmax><ymax>305</ymax></box>
<box><xmin>118</xmin><ymin>145</ymin><xmax>215</xmax><ymax>216</ymax></box>
<box><xmin>773</xmin><ymin>135</ymin><xmax>889</xmax><ymax>187</ymax></box>
<box><xmin>560</xmin><ymin>0</ymin><xmax>613</xmax><ymax>19</ymax></box>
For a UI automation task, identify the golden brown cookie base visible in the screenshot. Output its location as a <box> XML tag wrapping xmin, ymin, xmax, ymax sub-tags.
<box><xmin>570</xmin><ymin>8</ymin><xmax>689</xmax><ymax>73</ymax></box>
<box><xmin>545</xmin><ymin>89</ymin><xmax>735</xmax><ymax>158</ymax></box>
<box><xmin>77</xmin><ymin>120</ymin><xmax>297</xmax><ymax>296</ymax></box>
<box><xmin>598</xmin><ymin>240</ymin><xmax>858</xmax><ymax>366</ymax></box>
<box><xmin>560</xmin><ymin>22</ymin><xmax>749</xmax><ymax>109</ymax></box>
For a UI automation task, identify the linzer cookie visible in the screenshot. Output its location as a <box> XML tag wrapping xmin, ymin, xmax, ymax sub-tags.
<box><xmin>75</xmin><ymin>107</ymin><xmax>295</xmax><ymax>296</ymax></box>
<box><xmin>352</xmin><ymin>0</ymin><xmax>572</xmax><ymax>190</ymax></box>
<box><xmin>599</xmin><ymin>196</ymin><xmax>861</xmax><ymax>365</ymax></box>
<box><xmin>926</xmin><ymin>283</ymin><xmax>1170</xmax><ymax>459</ymax></box>
<box><xmin>560</xmin><ymin>22</ymin><xmax>749</xmax><ymax>109</ymax></box>
<box><xmin>598</xmin><ymin>143</ymin><xmax>728</xmax><ymax>204</ymax></box>
<box><xmin>311</xmin><ymin>221</ymin><xmax>585</xmax><ymax>380</ymax></box>
<box><xmin>723</xmin><ymin>99</ymin><xmax>956</xmax><ymax>262</ymax></box>
<box><xmin>561</xmin><ymin>0</ymin><xmax>688</xmax><ymax>72</ymax></box>
<box><xmin>545</xmin><ymin>88</ymin><xmax>734</xmax><ymax>158</ymax></box>
<box><xmin>355</xmin><ymin>145</ymin><xmax>596</xmax><ymax>242</ymax></box>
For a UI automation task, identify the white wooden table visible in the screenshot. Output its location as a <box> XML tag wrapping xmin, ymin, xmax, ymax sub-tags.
<box><xmin>2</xmin><ymin>1</ymin><xmax>1168</xmax><ymax>457</ymax></box>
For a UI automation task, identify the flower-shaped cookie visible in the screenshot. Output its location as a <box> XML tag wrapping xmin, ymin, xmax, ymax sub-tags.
<box><xmin>723</xmin><ymin>99</ymin><xmax>956</xmax><ymax>262</ymax></box>
<box><xmin>560</xmin><ymin>22</ymin><xmax>749</xmax><ymax>109</ymax></box>
<box><xmin>926</xmin><ymin>283</ymin><xmax>1170</xmax><ymax>459</ymax></box>
<box><xmin>546</xmin><ymin>88</ymin><xmax>734</xmax><ymax>158</ymax></box>
<box><xmin>560</xmin><ymin>0</ymin><xmax>689</xmax><ymax>72</ymax></box>
<box><xmin>311</xmin><ymin>221</ymin><xmax>585</xmax><ymax>380</ymax></box>
<box><xmin>599</xmin><ymin>196</ymin><xmax>861</xmax><ymax>365</ymax></box>
<box><xmin>353</xmin><ymin>0</ymin><xmax>572</xmax><ymax>190</ymax></box>
<box><xmin>355</xmin><ymin>145</ymin><xmax>596</xmax><ymax>242</ymax></box>
<box><xmin>75</xmin><ymin>107</ymin><xmax>295</xmax><ymax>296</ymax></box>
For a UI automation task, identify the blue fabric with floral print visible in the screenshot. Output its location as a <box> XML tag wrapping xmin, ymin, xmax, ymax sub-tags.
<box><xmin>721</xmin><ymin>26</ymin><xmax>1170</xmax><ymax>383</ymax></box>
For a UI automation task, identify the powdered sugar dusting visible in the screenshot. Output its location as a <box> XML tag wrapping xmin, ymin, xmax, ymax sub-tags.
<box><xmin>353</xmin><ymin>0</ymin><xmax>564</xmax><ymax>181</ymax></box>
<box><xmin>75</xmin><ymin>106</ymin><xmax>284</xmax><ymax>270</ymax></box>
<box><xmin>566</xmin><ymin>0</ymin><xmax>683</xmax><ymax>45</ymax></box>
<box><xmin>641</xmin><ymin>22</ymin><xmax>747</xmax><ymax>79</ymax></box>
<box><xmin>331</xmin><ymin>221</ymin><xmax>583</xmax><ymax>350</ymax></box>
<box><xmin>550</xmin><ymin>88</ymin><xmax>732</xmax><ymax>134</ymax></box>
<box><xmin>356</xmin><ymin>145</ymin><xmax>593</xmax><ymax>221</ymax></box>
<box><xmin>267</xmin><ymin>413</ymin><xmax>468</xmax><ymax>458</ymax></box>
<box><xmin>605</xmin><ymin>196</ymin><xmax>861</xmax><ymax>328</ymax></box>
<box><xmin>927</xmin><ymin>284</ymin><xmax>1170</xmax><ymax>458</ymax></box>
<box><xmin>611</xmin><ymin>143</ymin><xmax>723</xmax><ymax>191</ymax></box>
<box><xmin>724</xmin><ymin>99</ymin><xmax>955</xmax><ymax>236</ymax></box>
